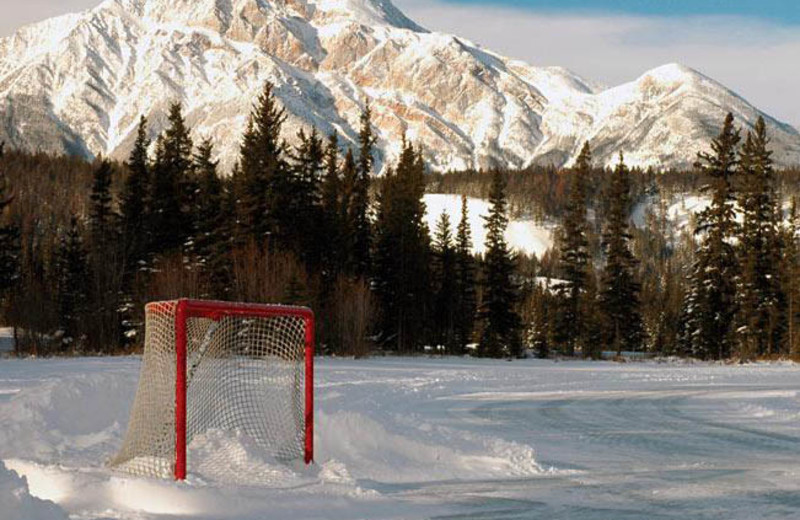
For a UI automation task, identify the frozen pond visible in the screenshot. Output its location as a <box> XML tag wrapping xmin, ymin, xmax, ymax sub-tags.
<box><xmin>0</xmin><ymin>357</ymin><xmax>798</xmax><ymax>519</ymax></box>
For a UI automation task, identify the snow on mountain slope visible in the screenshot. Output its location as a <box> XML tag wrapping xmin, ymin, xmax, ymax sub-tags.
<box><xmin>0</xmin><ymin>0</ymin><xmax>798</xmax><ymax>172</ymax></box>
<box><xmin>424</xmin><ymin>193</ymin><xmax>553</xmax><ymax>257</ymax></box>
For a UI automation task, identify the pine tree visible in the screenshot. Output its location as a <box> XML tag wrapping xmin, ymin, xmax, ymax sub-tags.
<box><xmin>736</xmin><ymin>117</ymin><xmax>785</xmax><ymax>359</ymax></box>
<box><xmin>320</xmin><ymin>132</ymin><xmax>348</xmax><ymax>281</ymax></box>
<box><xmin>193</xmin><ymin>139</ymin><xmax>231</xmax><ymax>298</ymax></box>
<box><xmin>454</xmin><ymin>195</ymin><xmax>477</xmax><ymax>353</ymax></box>
<box><xmin>88</xmin><ymin>158</ymin><xmax>124</xmax><ymax>352</ymax></box>
<box><xmin>117</xmin><ymin>118</ymin><xmax>151</xmax><ymax>347</ymax></box>
<box><xmin>598</xmin><ymin>154</ymin><xmax>644</xmax><ymax>356</ymax></box>
<box><xmin>553</xmin><ymin>142</ymin><xmax>592</xmax><ymax>356</ymax></box>
<box><xmin>373</xmin><ymin>140</ymin><xmax>430</xmax><ymax>352</ymax></box>
<box><xmin>0</xmin><ymin>143</ymin><xmax>20</xmax><ymax>299</ymax></box>
<box><xmin>89</xmin><ymin>160</ymin><xmax>117</xmax><ymax>250</ymax></box>
<box><xmin>150</xmin><ymin>103</ymin><xmax>194</xmax><ymax>254</ymax></box>
<box><xmin>784</xmin><ymin>198</ymin><xmax>800</xmax><ymax>358</ymax></box>
<box><xmin>348</xmin><ymin>104</ymin><xmax>375</xmax><ymax>277</ymax></box>
<box><xmin>288</xmin><ymin>127</ymin><xmax>325</xmax><ymax>265</ymax></box>
<box><xmin>479</xmin><ymin>170</ymin><xmax>522</xmax><ymax>358</ymax></box>
<box><xmin>55</xmin><ymin>216</ymin><xmax>91</xmax><ymax>351</ymax></box>
<box><xmin>683</xmin><ymin>113</ymin><xmax>741</xmax><ymax>360</ymax></box>
<box><xmin>432</xmin><ymin>212</ymin><xmax>458</xmax><ymax>352</ymax></box>
<box><xmin>238</xmin><ymin>82</ymin><xmax>288</xmax><ymax>244</ymax></box>
<box><xmin>119</xmin><ymin>116</ymin><xmax>151</xmax><ymax>270</ymax></box>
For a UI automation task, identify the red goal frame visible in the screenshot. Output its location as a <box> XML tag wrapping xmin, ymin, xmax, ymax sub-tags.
<box><xmin>163</xmin><ymin>299</ymin><xmax>315</xmax><ymax>480</ymax></box>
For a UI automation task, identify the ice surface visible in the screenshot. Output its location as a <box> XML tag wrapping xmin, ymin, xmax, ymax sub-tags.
<box><xmin>1</xmin><ymin>356</ymin><xmax>799</xmax><ymax>519</ymax></box>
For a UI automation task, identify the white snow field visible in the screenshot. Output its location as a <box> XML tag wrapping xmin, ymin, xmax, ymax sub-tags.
<box><xmin>1</xmin><ymin>357</ymin><xmax>800</xmax><ymax>519</ymax></box>
<box><xmin>424</xmin><ymin>194</ymin><xmax>554</xmax><ymax>257</ymax></box>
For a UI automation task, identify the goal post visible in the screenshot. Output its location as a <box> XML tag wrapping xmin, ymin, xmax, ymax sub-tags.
<box><xmin>111</xmin><ymin>299</ymin><xmax>314</xmax><ymax>480</ymax></box>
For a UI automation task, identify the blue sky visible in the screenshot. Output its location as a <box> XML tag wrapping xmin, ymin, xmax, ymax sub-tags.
<box><xmin>2</xmin><ymin>0</ymin><xmax>799</xmax><ymax>126</ymax></box>
<box><xmin>443</xmin><ymin>0</ymin><xmax>800</xmax><ymax>24</ymax></box>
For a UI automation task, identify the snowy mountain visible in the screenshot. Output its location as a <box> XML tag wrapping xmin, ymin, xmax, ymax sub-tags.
<box><xmin>0</xmin><ymin>0</ymin><xmax>799</xmax><ymax>172</ymax></box>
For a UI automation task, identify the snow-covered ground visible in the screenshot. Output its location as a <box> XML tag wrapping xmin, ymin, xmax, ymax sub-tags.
<box><xmin>424</xmin><ymin>194</ymin><xmax>554</xmax><ymax>257</ymax></box>
<box><xmin>1</xmin><ymin>356</ymin><xmax>799</xmax><ymax>519</ymax></box>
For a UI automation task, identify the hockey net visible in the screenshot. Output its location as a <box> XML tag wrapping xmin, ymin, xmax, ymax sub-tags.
<box><xmin>110</xmin><ymin>300</ymin><xmax>314</xmax><ymax>480</ymax></box>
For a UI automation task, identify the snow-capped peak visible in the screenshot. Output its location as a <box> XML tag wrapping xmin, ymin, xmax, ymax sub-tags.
<box><xmin>0</xmin><ymin>0</ymin><xmax>798</xmax><ymax>171</ymax></box>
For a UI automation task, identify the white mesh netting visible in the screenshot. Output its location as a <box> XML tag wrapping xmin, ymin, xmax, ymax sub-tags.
<box><xmin>110</xmin><ymin>300</ymin><xmax>310</xmax><ymax>480</ymax></box>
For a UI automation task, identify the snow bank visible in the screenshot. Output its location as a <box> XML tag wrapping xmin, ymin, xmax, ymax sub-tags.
<box><xmin>317</xmin><ymin>411</ymin><xmax>542</xmax><ymax>483</ymax></box>
<box><xmin>424</xmin><ymin>194</ymin><xmax>553</xmax><ymax>257</ymax></box>
<box><xmin>0</xmin><ymin>460</ymin><xmax>68</xmax><ymax>520</ymax></box>
<box><xmin>0</xmin><ymin>370</ymin><xmax>135</xmax><ymax>463</ymax></box>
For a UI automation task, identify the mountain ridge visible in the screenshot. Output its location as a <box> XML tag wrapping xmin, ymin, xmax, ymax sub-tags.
<box><xmin>0</xmin><ymin>0</ymin><xmax>798</xmax><ymax>172</ymax></box>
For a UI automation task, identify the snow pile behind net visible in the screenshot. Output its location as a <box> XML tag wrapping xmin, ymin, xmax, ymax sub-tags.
<box><xmin>110</xmin><ymin>301</ymin><xmax>307</xmax><ymax>480</ymax></box>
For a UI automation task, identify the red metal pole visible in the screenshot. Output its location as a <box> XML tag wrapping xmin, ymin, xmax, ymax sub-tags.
<box><xmin>174</xmin><ymin>300</ymin><xmax>188</xmax><ymax>480</ymax></box>
<box><xmin>304</xmin><ymin>315</ymin><xmax>315</xmax><ymax>464</ymax></box>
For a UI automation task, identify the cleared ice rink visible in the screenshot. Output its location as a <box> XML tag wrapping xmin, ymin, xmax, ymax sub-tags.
<box><xmin>1</xmin><ymin>356</ymin><xmax>799</xmax><ymax>519</ymax></box>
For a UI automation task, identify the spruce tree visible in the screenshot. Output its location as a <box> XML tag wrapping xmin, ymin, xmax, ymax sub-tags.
<box><xmin>479</xmin><ymin>170</ymin><xmax>522</xmax><ymax>358</ymax></box>
<box><xmin>88</xmin><ymin>159</ymin><xmax>123</xmax><ymax>352</ymax></box>
<box><xmin>432</xmin><ymin>212</ymin><xmax>458</xmax><ymax>352</ymax></box>
<box><xmin>150</xmin><ymin>104</ymin><xmax>193</xmax><ymax>254</ymax></box>
<box><xmin>193</xmin><ymin>139</ymin><xmax>231</xmax><ymax>298</ymax></box>
<box><xmin>373</xmin><ymin>140</ymin><xmax>430</xmax><ymax>352</ymax></box>
<box><xmin>736</xmin><ymin>117</ymin><xmax>785</xmax><ymax>359</ymax></box>
<box><xmin>118</xmin><ymin>118</ymin><xmax>151</xmax><ymax>346</ymax></box>
<box><xmin>784</xmin><ymin>198</ymin><xmax>800</xmax><ymax>358</ymax></box>
<box><xmin>0</xmin><ymin>143</ymin><xmax>20</xmax><ymax>299</ymax></box>
<box><xmin>238</xmin><ymin>82</ymin><xmax>288</xmax><ymax>244</ymax></box>
<box><xmin>55</xmin><ymin>216</ymin><xmax>91</xmax><ymax>351</ymax></box>
<box><xmin>554</xmin><ymin>142</ymin><xmax>592</xmax><ymax>356</ymax></box>
<box><xmin>598</xmin><ymin>154</ymin><xmax>643</xmax><ymax>356</ymax></box>
<box><xmin>454</xmin><ymin>195</ymin><xmax>477</xmax><ymax>353</ymax></box>
<box><xmin>683</xmin><ymin>113</ymin><xmax>741</xmax><ymax>360</ymax></box>
<box><xmin>348</xmin><ymin>104</ymin><xmax>375</xmax><ymax>277</ymax></box>
<box><xmin>321</xmin><ymin>132</ymin><xmax>344</xmax><ymax>280</ymax></box>
<box><xmin>89</xmin><ymin>160</ymin><xmax>117</xmax><ymax>250</ymax></box>
<box><xmin>120</xmin><ymin>116</ymin><xmax>151</xmax><ymax>270</ymax></box>
<box><xmin>288</xmin><ymin>127</ymin><xmax>325</xmax><ymax>265</ymax></box>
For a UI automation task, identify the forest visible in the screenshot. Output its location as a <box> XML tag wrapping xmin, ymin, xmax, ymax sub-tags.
<box><xmin>1</xmin><ymin>83</ymin><xmax>799</xmax><ymax>361</ymax></box>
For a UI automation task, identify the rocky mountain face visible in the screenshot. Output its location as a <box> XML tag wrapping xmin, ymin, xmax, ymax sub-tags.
<box><xmin>0</xmin><ymin>0</ymin><xmax>798</xmax><ymax>172</ymax></box>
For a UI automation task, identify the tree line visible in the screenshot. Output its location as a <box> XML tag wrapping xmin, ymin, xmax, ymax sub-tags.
<box><xmin>0</xmin><ymin>83</ymin><xmax>513</xmax><ymax>357</ymax></box>
<box><xmin>528</xmin><ymin>114</ymin><xmax>800</xmax><ymax>361</ymax></box>
<box><xmin>1</xmin><ymin>90</ymin><xmax>799</xmax><ymax>360</ymax></box>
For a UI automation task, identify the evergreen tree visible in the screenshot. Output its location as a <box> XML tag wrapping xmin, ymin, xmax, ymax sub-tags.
<box><xmin>373</xmin><ymin>140</ymin><xmax>430</xmax><ymax>352</ymax></box>
<box><xmin>150</xmin><ymin>104</ymin><xmax>193</xmax><ymax>254</ymax></box>
<box><xmin>553</xmin><ymin>142</ymin><xmax>592</xmax><ymax>356</ymax></box>
<box><xmin>193</xmin><ymin>139</ymin><xmax>231</xmax><ymax>298</ymax></box>
<box><xmin>432</xmin><ymin>212</ymin><xmax>458</xmax><ymax>352</ymax></box>
<box><xmin>0</xmin><ymin>143</ymin><xmax>20</xmax><ymax>299</ymax></box>
<box><xmin>736</xmin><ymin>117</ymin><xmax>785</xmax><ymax>359</ymax></box>
<box><xmin>89</xmin><ymin>158</ymin><xmax>124</xmax><ymax>352</ymax></box>
<box><xmin>288</xmin><ymin>127</ymin><xmax>325</xmax><ymax>265</ymax></box>
<box><xmin>348</xmin><ymin>104</ymin><xmax>375</xmax><ymax>277</ymax></box>
<box><xmin>479</xmin><ymin>170</ymin><xmax>522</xmax><ymax>358</ymax></box>
<box><xmin>598</xmin><ymin>154</ymin><xmax>644</xmax><ymax>356</ymax></box>
<box><xmin>454</xmin><ymin>195</ymin><xmax>477</xmax><ymax>353</ymax></box>
<box><xmin>55</xmin><ymin>216</ymin><xmax>91</xmax><ymax>351</ymax></box>
<box><xmin>89</xmin><ymin>160</ymin><xmax>117</xmax><ymax>250</ymax></box>
<box><xmin>320</xmin><ymin>132</ymin><xmax>347</xmax><ymax>281</ymax></box>
<box><xmin>682</xmin><ymin>113</ymin><xmax>741</xmax><ymax>360</ymax></box>
<box><xmin>119</xmin><ymin>116</ymin><xmax>151</xmax><ymax>270</ymax></box>
<box><xmin>784</xmin><ymin>198</ymin><xmax>800</xmax><ymax>358</ymax></box>
<box><xmin>238</xmin><ymin>82</ymin><xmax>288</xmax><ymax>244</ymax></box>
